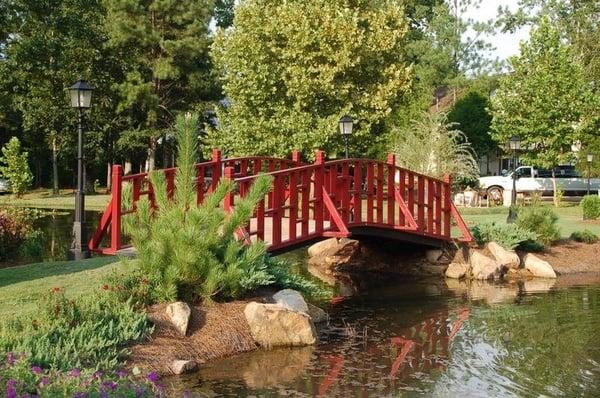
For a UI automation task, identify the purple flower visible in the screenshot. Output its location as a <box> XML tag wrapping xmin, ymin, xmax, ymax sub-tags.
<box><xmin>73</xmin><ymin>392</ymin><xmax>88</xmax><ymax>398</ymax></box>
<box><xmin>116</xmin><ymin>370</ymin><xmax>127</xmax><ymax>378</ymax></box>
<box><xmin>6</xmin><ymin>385</ymin><xmax>17</xmax><ymax>398</ymax></box>
<box><xmin>93</xmin><ymin>371</ymin><xmax>103</xmax><ymax>379</ymax></box>
<box><xmin>7</xmin><ymin>353</ymin><xmax>16</xmax><ymax>366</ymax></box>
<box><xmin>69</xmin><ymin>369</ymin><xmax>81</xmax><ymax>377</ymax></box>
<box><xmin>102</xmin><ymin>381</ymin><xmax>118</xmax><ymax>391</ymax></box>
<box><xmin>40</xmin><ymin>377</ymin><xmax>49</xmax><ymax>386</ymax></box>
<box><xmin>31</xmin><ymin>366</ymin><xmax>42</xmax><ymax>374</ymax></box>
<box><xmin>7</xmin><ymin>379</ymin><xmax>17</xmax><ymax>387</ymax></box>
<box><xmin>135</xmin><ymin>386</ymin><xmax>146</xmax><ymax>397</ymax></box>
<box><xmin>146</xmin><ymin>372</ymin><xmax>159</xmax><ymax>383</ymax></box>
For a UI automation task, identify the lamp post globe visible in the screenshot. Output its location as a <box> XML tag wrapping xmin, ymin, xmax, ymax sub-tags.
<box><xmin>69</xmin><ymin>79</ymin><xmax>94</xmax><ymax>260</ymax></box>
<box><xmin>507</xmin><ymin>135</ymin><xmax>521</xmax><ymax>223</ymax></box>
<box><xmin>339</xmin><ymin>115</ymin><xmax>353</xmax><ymax>159</ymax></box>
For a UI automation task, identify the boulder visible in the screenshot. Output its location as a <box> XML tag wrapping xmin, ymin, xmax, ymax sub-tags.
<box><xmin>308</xmin><ymin>238</ymin><xmax>340</xmax><ymax>258</ymax></box>
<box><xmin>244</xmin><ymin>302</ymin><xmax>317</xmax><ymax>348</ymax></box>
<box><xmin>168</xmin><ymin>360</ymin><xmax>198</xmax><ymax>375</ymax></box>
<box><xmin>426</xmin><ymin>249</ymin><xmax>443</xmax><ymax>263</ymax></box>
<box><xmin>165</xmin><ymin>302</ymin><xmax>191</xmax><ymax>336</ymax></box>
<box><xmin>306</xmin><ymin>303</ymin><xmax>328</xmax><ymax>323</ymax></box>
<box><xmin>524</xmin><ymin>254</ymin><xmax>557</xmax><ymax>278</ymax></box>
<box><xmin>273</xmin><ymin>289</ymin><xmax>309</xmax><ymax>314</ymax></box>
<box><xmin>487</xmin><ymin>242</ymin><xmax>520</xmax><ymax>270</ymax></box>
<box><xmin>445</xmin><ymin>262</ymin><xmax>469</xmax><ymax>279</ymax></box>
<box><xmin>469</xmin><ymin>250</ymin><xmax>502</xmax><ymax>280</ymax></box>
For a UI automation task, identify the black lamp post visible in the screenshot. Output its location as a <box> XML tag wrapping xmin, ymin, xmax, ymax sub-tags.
<box><xmin>68</xmin><ymin>79</ymin><xmax>93</xmax><ymax>260</ymax></box>
<box><xmin>339</xmin><ymin>115</ymin><xmax>353</xmax><ymax>159</ymax></box>
<box><xmin>587</xmin><ymin>152</ymin><xmax>594</xmax><ymax>196</ymax></box>
<box><xmin>507</xmin><ymin>135</ymin><xmax>521</xmax><ymax>223</ymax></box>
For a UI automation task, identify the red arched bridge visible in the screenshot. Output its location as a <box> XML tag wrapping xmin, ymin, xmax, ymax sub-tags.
<box><xmin>89</xmin><ymin>150</ymin><xmax>473</xmax><ymax>255</ymax></box>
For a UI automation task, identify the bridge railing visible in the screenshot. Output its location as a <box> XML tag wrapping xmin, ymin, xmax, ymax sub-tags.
<box><xmin>89</xmin><ymin>149</ymin><xmax>473</xmax><ymax>254</ymax></box>
<box><xmin>89</xmin><ymin>150</ymin><xmax>304</xmax><ymax>254</ymax></box>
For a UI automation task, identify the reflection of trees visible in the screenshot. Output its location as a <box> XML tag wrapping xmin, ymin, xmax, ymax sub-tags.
<box><xmin>473</xmin><ymin>287</ymin><xmax>600</xmax><ymax>397</ymax></box>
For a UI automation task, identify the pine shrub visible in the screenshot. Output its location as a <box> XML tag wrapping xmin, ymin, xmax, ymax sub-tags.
<box><xmin>570</xmin><ymin>230</ymin><xmax>599</xmax><ymax>244</ymax></box>
<box><xmin>124</xmin><ymin>113</ymin><xmax>325</xmax><ymax>303</ymax></box>
<box><xmin>516</xmin><ymin>205</ymin><xmax>561</xmax><ymax>246</ymax></box>
<box><xmin>581</xmin><ymin>195</ymin><xmax>600</xmax><ymax>220</ymax></box>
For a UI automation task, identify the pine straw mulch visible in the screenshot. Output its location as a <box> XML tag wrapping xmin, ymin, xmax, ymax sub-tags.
<box><xmin>127</xmin><ymin>300</ymin><xmax>261</xmax><ymax>376</ymax></box>
<box><xmin>536</xmin><ymin>240</ymin><xmax>600</xmax><ymax>275</ymax></box>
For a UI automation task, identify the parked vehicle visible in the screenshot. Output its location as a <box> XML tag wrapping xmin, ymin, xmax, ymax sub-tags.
<box><xmin>478</xmin><ymin>165</ymin><xmax>600</xmax><ymax>203</ymax></box>
<box><xmin>0</xmin><ymin>178</ymin><xmax>9</xmax><ymax>194</ymax></box>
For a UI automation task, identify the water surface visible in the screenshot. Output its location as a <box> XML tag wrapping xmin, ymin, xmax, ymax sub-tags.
<box><xmin>171</xmin><ymin>275</ymin><xmax>600</xmax><ymax>397</ymax></box>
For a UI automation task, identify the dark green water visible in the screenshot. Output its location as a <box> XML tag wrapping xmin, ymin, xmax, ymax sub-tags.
<box><xmin>170</xmin><ymin>275</ymin><xmax>600</xmax><ymax>397</ymax></box>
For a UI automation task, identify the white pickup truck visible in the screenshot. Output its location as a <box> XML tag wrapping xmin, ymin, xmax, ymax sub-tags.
<box><xmin>478</xmin><ymin>165</ymin><xmax>600</xmax><ymax>203</ymax></box>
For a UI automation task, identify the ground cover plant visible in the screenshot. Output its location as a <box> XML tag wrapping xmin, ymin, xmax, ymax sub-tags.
<box><xmin>581</xmin><ymin>195</ymin><xmax>600</xmax><ymax>220</ymax></box>
<box><xmin>123</xmin><ymin>113</ymin><xmax>325</xmax><ymax>303</ymax></box>
<box><xmin>570</xmin><ymin>230</ymin><xmax>599</xmax><ymax>244</ymax></box>
<box><xmin>516</xmin><ymin>205</ymin><xmax>561</xmax><ymax>246</ymax></box>
<box><xmin>0</xmin><ymin>207</ymin><xmax>44</xmax><ymax>261</ymax></box>
<box><xmin>470</xmin><ymin>222</ymin><xmax>537</xmax><ymax>250</ymax></box>
<box><xmin>1</xmin><ymin>353</ymin><xmax>165</xmax><ymax>397</ymax></box>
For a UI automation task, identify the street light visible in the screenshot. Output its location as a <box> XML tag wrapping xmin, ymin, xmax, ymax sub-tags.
<box><xmin>507</xmin><ymin>135</ymin><xmax>521</xmax><ymax>223</ymax></box>
<box><xmin>339</xmin><ymin>115</ymin><xmax>353</xmax><ymax>159</ymax></box>
<box><xmin>68</xmin><ymin>79</ymin><xmax>93</xmax><ymax>260</ymax></box>
<box><xmin>587</xmin><ymin>152</ymin><xmax>594</xmax><ymax>196</ymax></box>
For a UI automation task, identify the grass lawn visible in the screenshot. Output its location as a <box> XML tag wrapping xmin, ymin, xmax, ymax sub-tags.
<box><xmin>458</xmin><ymin>204</ymin><xmax>600</xmax><ymax>238</ymax></box>
<box><xmin>0</xmin><ymin>188</ymin><xmax>110</xmax><ymax>211</ymax></box>
<box><xmin>0</xmin><ymin>256</ymin><xmax>126</xmax><ymax>318</ymax></box>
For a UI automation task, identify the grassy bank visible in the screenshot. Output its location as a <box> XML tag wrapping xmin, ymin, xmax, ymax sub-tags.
<box><xmin>0</xmin><ymin>188</ymin><xmax>110</xmax><ymax>211</ymax></box>
<box><xmin>459</xmin><ymin>205</ymin><xmax>600</xmax><ymax>238</ymax></box>
<box><xmin>0</xmin><ymin>256</ymin><xmax>123</xmax><ymax>317</ymax></box>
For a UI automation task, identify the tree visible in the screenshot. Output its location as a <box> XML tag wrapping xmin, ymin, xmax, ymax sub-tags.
<box><xmin>391</xmin><ymin>112</ymin><xmax>479</xmax><ymax>182</ymax></box>
<box><xmin>208</xmin><ymin>0</ymin><xmax>412</xmax><ymax>159</ymax></box>
<box><xmin>104</xmin><ymin>0</ymin><xmax>220</xmax><ymax>171</ymax></box>
<box><xmin>490</xmin><ymin>18</ymin><xmax>596</xmax><ymax>204</ymax></box>
<box><xmin>0</xmin><ymin>137</ymin><xmax>33</xmax><ymax>197</ymax></box>
<box><xmin>448</xmin><ymin>89</ymin><xmax>495</xmax><ymax>157</ymax></box>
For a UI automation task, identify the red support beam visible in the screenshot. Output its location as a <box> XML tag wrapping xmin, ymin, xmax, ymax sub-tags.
<box><xmin>110</xmin><ymin>164</ymin><xmax>122</xmax><ymax>253</ymax></box>
<box><xmin>387</xmin><ymin>154</ymin><xmax>395</xmax><ymax>226</ymax></box>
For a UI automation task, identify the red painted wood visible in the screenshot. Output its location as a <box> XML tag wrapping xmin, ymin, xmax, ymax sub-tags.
<box><xmin>443</xmin><ymin>174</ymin><xmax>452</xmax><ymax>238</ymax></box>
<box><xmin>272</xmin><ymin>175</ymin><xmax>283</xmax><ymax>246</ymax></box>
<box><xmin>427</xmin><ymin>179</ymin><xmax>434</xmax><ymax>234</ymax></box>
<box><xmin>110</xmin><ymin>165</ymin><xmax>122</xmax><ymax>253</ymax></box>
<box><xmin>417</xmin><ymin>176</ymin><xmax>425</xmax><ymax>232</ymax></box>
<box><xmin>292</xmin><ymin>150</ymin><xmax>301</xmax><ymax>163</ymax></box>
<box><xmin>289</xmin><ymin>172</ymin><xmax>298</xmax><ymax>241</ymax></box>
<box><xmin>398</xmin><ymin>169</ymin><xmax>406</xmax><ymax>226</ymax></box>
<box><xmin>386</xmin><ymin>154</ymin><xmax>395</xmax><ymax>226</ymax></box>
<box><xmin>435</xmin><ymin>180</ymin><xmax>442</xmax><ymax>235</ymax></box>
<box><xmin>353</xmin><ymin>161</ymin><xmax>362</xmax><ymax>224</ymax></box>
<box><xmin>301</xmin><ymin>169</ymin><xmax>310</xmax><ymax>236</ymax></box>
<box><xmin>322</xmin><ymin>187</ymin><xmax>350</xmax><ymax>237</ymax></box>
<box><xmin>367</xmin><ymin>162</ymin><xmax>374</xmax><ymax>223</ymax></box>
<box><xmin>224</xmin><ymin>167</ymin><xmax>234</xmax><ymax>211</ymax></box>
<box><xmin>314</xmin><ymin>151</ymin><xmax>325</xmax><ymax>234</ymax></box>
<box><xmin>341</xmin><ymin>162</ymin><xmax>350</xmax><ymax>223</ymax></box>
<box><xmin>211</xmin><ymin>149</ymin><xmax>221</xmax><ymax>192</ymax></box>
<box><xmin>407</xmin><ymin>172</ymin><xmax>415</xmax><ymax>217</ymax></box>
<box><xmin>376</xmin><ymin>163</ymin><xmax>384</xmax><ymax>224</ymax></box>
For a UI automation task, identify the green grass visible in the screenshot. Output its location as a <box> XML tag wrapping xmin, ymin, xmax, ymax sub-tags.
<box><xmin>0</xmin><ymin>256</ymin><xmax>125</xmax><ymax>318</ymax></box>
<box><xmin>0</xmin><ymin>188</ymin><xmax>110</xmax><ymax>211</ymax></box>
<box><xmin>458</xmin><ymin>204</ymin><xmax>600</xmax><ymax>238</ymax></box>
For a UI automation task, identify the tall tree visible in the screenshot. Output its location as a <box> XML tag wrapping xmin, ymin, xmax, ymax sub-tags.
<box><xmin>490</xmin><ymin>18</ymin><xmax>596</xmax><ymax>204</ymax></box>
<box><xmin>209</xmin><ymin>0</ymin><xmax>412</xmax><ymax>159</ymax></box>
<box><xmin>448</xmin><ymin>89</ymin><xmax>494</xmax><ymax>158</ymax></box>
<box><xmin>104</xmin><ymin>0</ymin><xmax>219</xmax><ymax>171</ymax></box>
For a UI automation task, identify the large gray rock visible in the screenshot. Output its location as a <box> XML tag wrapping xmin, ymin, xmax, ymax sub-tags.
<box><xmin>273</xmin><ymin>289</ymin><xmax>309</xmax><ymax>314</ymax></box>
<box><xmin>306</xmin><ymin>303</ymin><xmax>328</xmax><ymax>323</ymax></box>
<box><xmin>487</xmin><ymin>242</ymin><xmax>520</xmax><ymax>270</ymax></box>
<box><xmin>165</xmin><ymin>302</ymin><xmax>191</xmax><ymax>336</ymax></box>
<box><xmin>244</xmin><ymin>302</ymin><xmax>317</xmax><ymax>348</ymax></box>
<box><xmin>524</xmin><ymin>254</ymin><xmax>557</xmax><ymax>278</ymax></box>
<box><xmin>470</xmin><ymin>250</ymin><xmax>502</xmax><ymax>280</ymax></box>
<box><xmin>426</xmin><ymin>249</ymin><xmax>443</xmax><ymax>263</ymax></box>
<box><xmin>445</xmin><ymin>262</ymin><xmax>469</xmax><ymax>279</ymax></box>
<box><xmin>168</xmin><ymin>360</ymin><xmax>198</xmax><ymax>375</ymax></box>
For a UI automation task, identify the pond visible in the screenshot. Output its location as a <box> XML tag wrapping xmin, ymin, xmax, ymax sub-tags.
<box><xmin>0</xmin><ymin>209</ymin><xmax>102</xmax><ymax>267</ymax></box>
<box><xmin>170</xmin><ymin>275</ymin><xmax>600</xmax><ymax>397</ymax></box>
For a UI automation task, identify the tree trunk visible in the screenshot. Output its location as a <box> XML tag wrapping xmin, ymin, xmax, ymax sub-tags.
<box><xmin>551</xmin><ymin>170</ymin><xmax>558</xmax><ymax>207</ymax></box>
<box><xmin>124</xmin><ymin>160</ymin><xmax>132</xmax><ymax>175</ymax></box>
<box><xmin>146</xmin><ymin>138</ymin><xmax>157</xmax><ymax>172</ymax></box>
<box><xmin>106</xmin><ymin>162</ymin><xmax>112</xmax><ymax>192</ymax></box>
<box><xmin>52</xmin><ymin>138</ymin><xmax>59</xmax><ymax>195</ymax></box>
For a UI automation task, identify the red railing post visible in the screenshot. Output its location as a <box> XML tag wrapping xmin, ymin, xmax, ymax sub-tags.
<box><xmin>292</xmin><ymin>150</ymin><xmax>301</xmax><ymax>164</ymax></box>
<box><xmin>314</xmin><ymin>150</ymin><xmax>325</xmax><ymax>234</ymax></box>
<box><xmin>387</xmin><ymin>154</ymin><xmax>395</xmax><ymax>226</ymax></box>
<box><xmin>443</xmin><ymin>174</ymin><xmax>452</xmax><ymax>238</ymax></box>
<box><xmin>211</xmin><ymin>149</ymin><xmax>222</xmax><ymax>192</ymax></box>
<box><xmin>110</xmin><ymin>164</ymin><xmax>123</xmax><ymax>253</ymax></box>
<box><xmin>224</xmin><ymin>166</ymin><xmax>234</xmax><ymax>211</ymax></box>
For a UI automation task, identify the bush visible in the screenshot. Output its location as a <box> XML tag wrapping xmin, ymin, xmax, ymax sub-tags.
<box><xmin>0</xmin><ymin>289</ymin><xmax>152</xmax><ymax>371</ymax></box>
<box><xmin>516</xmin><ymin>205</ymin><xmax>561</xmax><ymax>246</ymax></box>
<box><xmin>0</xmin><ymin>137</ymin><xmax>33</xmax><ymax>197</ymax></box>
<box><xmin>470</xmin><ymin>222</ymin><xmax>538</xmax><ymax>250</ymax></box>
<box><xmin>1</xmin><ymin>354</ymin><xmax>165</xmax><ymax>397</ymax></box>
<box><xmin>570</xmin><ymin>230</ymin><xmax>599</xmax><ymax>244</ymax></box>
<box><xmin>581</xmin><ymin>195</ymin><xmax>600</xmax><ymax>220</ymax></box>
<box><xmin>124</xmin><ymin>113</ymin><xmax>326</xmax><ymax>303</ymax></box>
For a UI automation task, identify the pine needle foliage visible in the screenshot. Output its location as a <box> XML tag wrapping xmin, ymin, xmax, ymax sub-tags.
<box><xmin>124</xmin><ymin>113</ymin><xmax>323</xmax><ymax>302</ymax></box>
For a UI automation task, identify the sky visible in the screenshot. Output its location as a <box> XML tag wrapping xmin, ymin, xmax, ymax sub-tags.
<box><xmin>464</xmin><ymin>0</ymin><xmax>531</xmax><ymax>61</ymax></box>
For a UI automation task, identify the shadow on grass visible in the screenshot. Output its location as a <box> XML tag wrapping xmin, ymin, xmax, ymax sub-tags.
<box><xmin>0</xmin><ymin>256</ymin><xmax>119</xmax><ymax>288</ymax></box>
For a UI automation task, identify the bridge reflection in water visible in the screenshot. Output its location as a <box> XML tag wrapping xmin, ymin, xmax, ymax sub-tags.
<box><xmin>176</xmin><ymin>301</ymin><xmax>471</xmax><ymax>397</ymax></box>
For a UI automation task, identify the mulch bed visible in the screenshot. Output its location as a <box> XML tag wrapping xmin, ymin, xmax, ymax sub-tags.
<box><xmin>536</xmin><ymin>240</ymin><xmax>600</xmax><ymax>275</ymax></box>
